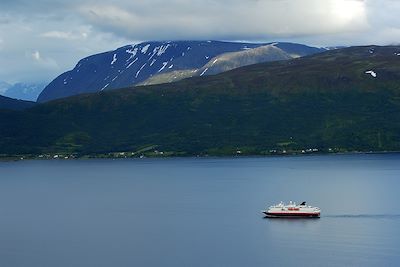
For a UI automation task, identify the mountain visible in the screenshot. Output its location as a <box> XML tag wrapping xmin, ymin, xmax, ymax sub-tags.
<box><xmin>139</xmin><ymin>43</ymin><xmax>293</xmax><ymax>86</ymax></box>
<box><xmin>2</xmin><ymin>45</ymin><xmax>400</xmax><ymax>156</ymax></box>
<box><xmin>0</xmin><ymin>95</ymin><xmax>36</xmax><ymax>110</ymax></box>
<box><xmin>2</xmin><ymin>82</ymin><xmax>46</xmax><ymax>101</ymax></box>
<box><xmin>37</xmin><ymin>41</ymin><xmax>325</xmax><ymax>102</ymax></box>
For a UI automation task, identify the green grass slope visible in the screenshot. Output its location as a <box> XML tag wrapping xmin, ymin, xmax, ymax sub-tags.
<box><xmin>1</xmin><ymin>45</ymin><xmax>400</xmax><ymax>156</ymax></box>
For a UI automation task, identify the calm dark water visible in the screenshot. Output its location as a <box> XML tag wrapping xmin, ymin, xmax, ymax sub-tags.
<box><xmin>1</xmin><ymin>154</ymin><xmax>400</xmax><ymax>266</ymax></box>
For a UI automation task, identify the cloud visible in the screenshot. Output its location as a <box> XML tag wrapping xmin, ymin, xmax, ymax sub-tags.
<box><xmin>32</xmin><ymin>50</ymin><xmax>41</xmax><ymax>61</ymax></box>
<box><xmin>41</xmin><ymin>30</ymin><xmax>89</xmax><ymax>40</ymax></box>
<box><xmin>1</xmin><ymin>0</ymin><xmax>400</xmax><ymax>83</ymax></box>
<box><xmin>0</xmin><ymin>6</ymin><xmax>131</xmax><ymax>83</ymax></box>
<box><xmin>28</xmin><ymin>50</ymin><xmax>58</xmax><ymax>69</ymax></box>
<box><xmin>78</xmin><ymin>0</ymin><xmax>369</xmax><ymax>41</ymax></box>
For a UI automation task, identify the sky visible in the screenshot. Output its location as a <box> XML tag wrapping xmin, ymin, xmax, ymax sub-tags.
<box><xmin>0</xmin><ymin>0</ymin><xmax>399</xmax><ymax>84</ymax></box>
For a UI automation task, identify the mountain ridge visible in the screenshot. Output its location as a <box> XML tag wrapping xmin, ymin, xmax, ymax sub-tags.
<box><xmin>0</xmin><ymin>95</ymin><xmax>36</xmax><ymax>111</ymax></box>
<box><xmin>37</xmin><ymin>41</ymin><xmax>325</xmax><ymax>102</ymax></box>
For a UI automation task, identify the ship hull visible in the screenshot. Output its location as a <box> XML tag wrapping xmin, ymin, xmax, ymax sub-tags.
<box><xmin>263</xmin><ymin>212</ymin><xmax>320</xmax><ymax>218</ymax></box>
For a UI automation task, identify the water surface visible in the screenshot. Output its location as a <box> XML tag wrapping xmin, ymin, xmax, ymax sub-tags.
<box><xmin>1</xmin><ymin>154</ymin><xmax>399</xmax><ymax>266</ymax></box>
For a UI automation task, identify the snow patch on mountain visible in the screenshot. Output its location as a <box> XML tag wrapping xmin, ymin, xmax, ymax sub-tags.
<box><xmin>136</xmin><ymin>63</ymin><xmax>147</xmax><ymax>78</ymax></box>
<box><xmin>158</xmin><ymin>62</ymin><xmax>168</xmax><ymax>73</ymax></box>
<box><xmin>365</xmin><ymin>70</ymin><xmax>377</xmax><ymax>78</ymax></box>
<box><xmin>148</xmin><ymin>47</ymin><xmax>160</xmax><ymax>60</ymax></box>
<box><xmin>157</xmin><ymin>44</ymin><xmax>171</xmax><ymax>56</ymax></box>
<box><xmin>126</xmin><ymin>47</ymin><xmax>138</xmax><ymax>61</ymax></box>
<box><xmin>126</xmin><ymin>58</ymin><xmax>138</xmax><ymax>69</ymax></box>
<box><xmin>200</xmin><ymin>68</ymin><xmax>208</xmax><ymax>76</ymax></box>
<box><xmin>111</xmin><ymin>54</ymin><xmax>117</xmax><ymax>65</ymax></box>
<box><xmin>141</xmin><ymin>44</ymin><xmax>150</xmax><ymax>54</ymax></box>
<box><xmin>101</xmin><ymin>83</ymin><xmax>109</xmax><ymax>91</ymax></box>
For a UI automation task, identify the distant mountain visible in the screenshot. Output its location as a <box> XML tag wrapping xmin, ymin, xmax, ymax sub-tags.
<box><xmin>2</xmin><ymin>45</ymin><xmax>400</xmax><ymax>156</ymax></box>
<box><xmin>2</xmin><ymin>82</ymin><xmax>46</xmax><ymax>101</ymax></box>
<box><xmin>37</xmin><ymin>41</ymin><xmax>325</xmax><ymax>102</ymax></box>
<box><xmin>0</xmin><ymin>95</ymin><xmax>36</xmax><ymax>110</ymax></box>
<box><xmin>0</xmin><ymin>81</ymin><xmax>11</xmax><ymax>94</ymax></box>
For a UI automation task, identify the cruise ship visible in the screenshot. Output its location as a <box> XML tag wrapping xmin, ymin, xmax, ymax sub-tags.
<box><xmin>263</xmin><ymin>201</ymin><xmax>321</xmax><ymax>218</ymax></box>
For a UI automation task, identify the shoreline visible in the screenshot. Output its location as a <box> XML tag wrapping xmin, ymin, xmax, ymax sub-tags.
<box><xmin>1</xmin><ymin>150</ymin><xmax>400</xmax><ymax>162</ymax></box>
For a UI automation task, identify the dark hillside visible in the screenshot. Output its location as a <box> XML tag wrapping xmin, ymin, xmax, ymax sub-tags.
<box><xmin>1</xmin><ymin>46</ymin><xmax>400</xmax><ymax>156</ymax></box>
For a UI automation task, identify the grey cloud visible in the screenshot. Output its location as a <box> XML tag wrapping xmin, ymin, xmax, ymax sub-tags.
<box><xmin>0</xmin><ymin>0</ymin><xmax>400</xmax><ymax>83</ymax></box>
<box><xmin>79</xmin><ymin>0</ymin><xmax>370</xmax><ymax>41</ymax></box>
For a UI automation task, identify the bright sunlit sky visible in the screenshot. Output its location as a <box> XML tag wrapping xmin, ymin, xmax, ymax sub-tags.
<box><xmin>0</xmin><ymin>0</ymin><xmax>399</xmax><ymax>83</ymax></box>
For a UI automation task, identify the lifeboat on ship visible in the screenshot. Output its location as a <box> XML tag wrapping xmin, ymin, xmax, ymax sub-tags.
<box><xmin>262</xmin><ymin>201</ymin><xmax>320</xmax><ymax>218</ymax></box>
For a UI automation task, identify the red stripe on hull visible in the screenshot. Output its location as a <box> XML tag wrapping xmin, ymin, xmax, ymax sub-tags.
<box><xmin>264</xmin><ymin>212</ymin><xmax>320</xmax><ymax>218</ymax></box>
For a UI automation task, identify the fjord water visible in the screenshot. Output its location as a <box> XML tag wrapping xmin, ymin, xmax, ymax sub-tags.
<box><xmin>1</xmin><ymin>154</ymin><xmax>400</xmax><ymax>266</ymax></box>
